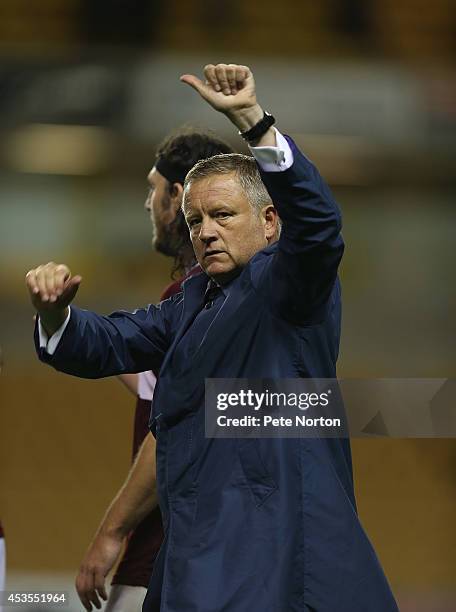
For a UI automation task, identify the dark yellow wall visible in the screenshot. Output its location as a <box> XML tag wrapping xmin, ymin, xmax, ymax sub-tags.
<box><xmin>1</xmin><ymin>367</ymin><xmax>132</xmax><ymax>570</ymax></box>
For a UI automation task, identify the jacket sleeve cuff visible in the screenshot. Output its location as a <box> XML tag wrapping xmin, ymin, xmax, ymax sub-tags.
<box><xmin>249</xmin><ymin>128</ymin><xmax>294</xmax><ymax>172</ymax></box>
<box><xmin>38</xmin><ymin>307</ymin><xmax>72</xmax><ymax>355</ymax></box>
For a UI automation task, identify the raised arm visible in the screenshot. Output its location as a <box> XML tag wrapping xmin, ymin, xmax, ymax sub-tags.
<box><xmin>260</xmin><ymin>142</ymin><xmax>344</xmax><ymax>324</ymax></box>
<box><xmin>181</xmin><ymin>64</ymin><xmax>343</xmax><ymax>324</ymax></box>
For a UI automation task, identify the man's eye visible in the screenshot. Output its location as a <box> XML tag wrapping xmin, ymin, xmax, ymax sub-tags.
<box><xmin>188</xmin><ymin>219</ymin><xmax>201</xmax><ymax>228</ymax></box>
<box><xmin>215</xmin><ymin>212</ymin><xmax>231</xmax><ymax>219</ymax></box>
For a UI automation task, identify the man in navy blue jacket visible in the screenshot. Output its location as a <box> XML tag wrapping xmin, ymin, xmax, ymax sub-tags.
<box><xmin>26</xmin><ymin>63</ymin><xmax>398</xmax><ymax>611</ymax></box>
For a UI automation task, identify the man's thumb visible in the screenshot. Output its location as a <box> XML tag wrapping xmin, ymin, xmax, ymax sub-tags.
<box><xmin>180</xmin><ymin>74</ymin><xmax>207</xmax><ymax>96</ymax></box>
<box><xmin>61</xmin><ymin>275</ymin><xmax>82</xmax><ymax>304</ymax></box>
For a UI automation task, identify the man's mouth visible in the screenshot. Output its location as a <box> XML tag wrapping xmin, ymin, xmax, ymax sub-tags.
<box><xmin>204</xmin><ymin>250</ymin><xmax>224</xmax><ymax>258</ymax></box>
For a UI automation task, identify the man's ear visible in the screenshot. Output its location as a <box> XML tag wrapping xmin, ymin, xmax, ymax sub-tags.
<box><xmin>170</xmin><ymin>182</ymin><xmax>184</xmax><ymax>212</ymax></box>
<box><xmin>263</xmin><ymin>205</ymin><xmax>279</xmax><ymax>242</ymax></box>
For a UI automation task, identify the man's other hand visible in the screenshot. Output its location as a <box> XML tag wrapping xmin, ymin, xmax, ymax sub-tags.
<box><xmin>180</xmin><ymin>63</ymin><xmax>264</xmax><ymax>133</ymax></box>
<box><xmin>75</xmin><ymin>532</ymin><xmax>124</xmax><ymax>611</ymax></box>
<box><xmin>25</xmin><ymin>262</ymin><xmax>81</xmax><ymax>335</ymax></box>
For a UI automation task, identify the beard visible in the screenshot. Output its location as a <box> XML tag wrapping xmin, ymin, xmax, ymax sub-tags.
<box><xmin>154</xmin><ymin>226</ymin><xmax>179</xmax><ymax>257</ymax></box>
<box><xmin>153</xmin><ymin>209</ymin><xmax>189</xmax><ymax>258</ymax></box>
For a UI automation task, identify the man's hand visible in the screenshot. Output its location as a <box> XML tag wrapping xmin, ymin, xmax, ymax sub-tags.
<box><xmin>75</xmin><ymin>532</ymin><xmax>124</xmax><ymax>611</ymax></box>
<box><xmin>25</xmin><ymin>262</ymin><xmax>81</xmax><ymax>336</ymax></box>
<box><xmin>180</xmin><ymin>63</ymin><xmax>265</xmax><ymax>135</ymax></box>
<box><xmin>75</xmin><ymin>433</ymin><xmax>157</xmax><ymax>610</ymax></box>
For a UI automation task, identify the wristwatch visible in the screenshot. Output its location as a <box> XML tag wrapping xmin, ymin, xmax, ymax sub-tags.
<box><xmin>239</xmin><ymin>111</ymin><xmax>276</xmax><ymax>143</ymax></box>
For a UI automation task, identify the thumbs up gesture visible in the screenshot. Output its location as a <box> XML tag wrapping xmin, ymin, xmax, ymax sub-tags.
<box><xmin>180</xmin><ymin>63</ymin><xmax>264</xmax><ymax>133</ymax></box>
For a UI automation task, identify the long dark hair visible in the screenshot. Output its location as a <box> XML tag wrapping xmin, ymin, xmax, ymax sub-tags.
<box><xmin>155</xmin><ymin>126</ymin><xmax>234</xmax><ymax>277</ymax></box>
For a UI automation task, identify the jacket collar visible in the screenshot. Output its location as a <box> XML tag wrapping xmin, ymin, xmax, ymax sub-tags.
<box><xmin>159</xmin><ymin>266</ymin><xmax>253</xmax><ymax>377</ymax></box>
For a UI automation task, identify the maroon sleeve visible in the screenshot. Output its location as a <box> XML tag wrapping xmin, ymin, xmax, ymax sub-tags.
<box><xmin>132</xmin><ymin>398</ymin><xmax>152</xmax><ymax>460</ymax></box>
<box><xmin>159</xmin><ymin>265</ymin><xmax>203</xmax><ymax>301</ymax></box>
<box><xmin>112</xmin><ymin>508</ymin><xmax>163</xmax><ymax>587</ymax></box>
<box><xmin>160</xmin><ymin>279</ymin><xmax>183</xmax><ymax>301</ymax></box>
<box><xmin>112</xmin><ymin>398</ymin><xmax>163</xmax><ymax>587</ymax></box>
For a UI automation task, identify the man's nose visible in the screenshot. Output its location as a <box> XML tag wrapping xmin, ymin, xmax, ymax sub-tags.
<box><xmin>144</xmin><ymin>196</ymin><xmax>151</xmax><ymax>212</ymax></box>
<box><xmin>198</xmin><ymin>217</ymin><xmax>218</xmax><ymax>242</ymax></box>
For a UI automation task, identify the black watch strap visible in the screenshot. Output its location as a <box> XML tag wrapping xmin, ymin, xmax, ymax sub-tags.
<box><xmin>239</xmin><ymin>111</ymin><xmax>276</xmax><ymax>143</ymax></box>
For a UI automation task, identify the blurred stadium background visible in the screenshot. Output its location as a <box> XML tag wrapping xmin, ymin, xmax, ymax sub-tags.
<box><xmin>0</xmin><ymin>1</ymin><xmax>455</xmax><ymax>610</ymax></box>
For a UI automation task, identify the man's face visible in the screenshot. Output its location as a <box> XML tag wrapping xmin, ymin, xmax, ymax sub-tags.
<box><xmin>183</xmin><ymin>172</ymin><xmax>271</xmax><ymax>284</ymax></box>
<box><xmin>145</xmin><ymin>167</ymin><xmax>181</xmax><ymax>256</ymax></box>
